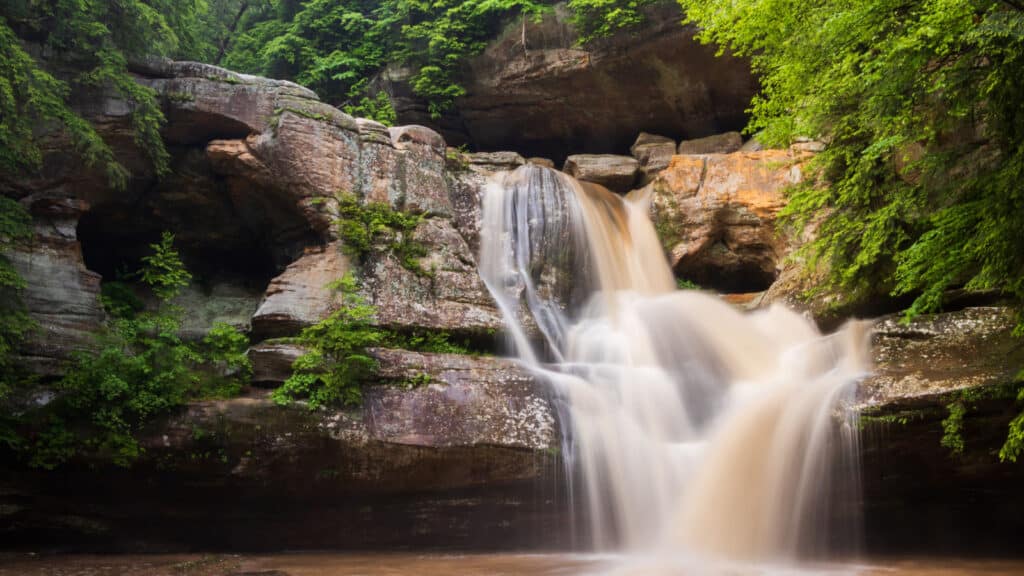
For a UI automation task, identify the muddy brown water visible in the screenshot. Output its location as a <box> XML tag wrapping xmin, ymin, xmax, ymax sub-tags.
<box><xmin>2</xmin><ymin>553</ymin><xmax>1023</xmax><ymax>576</ymax></box>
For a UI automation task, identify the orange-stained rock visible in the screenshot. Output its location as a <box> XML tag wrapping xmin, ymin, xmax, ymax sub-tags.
<box><xmin>643</xmin><ymin>149</ymin><xmax>811</xmax><ymax>292</ymax></box>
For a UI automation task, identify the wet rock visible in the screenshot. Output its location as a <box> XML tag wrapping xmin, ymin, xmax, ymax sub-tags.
<box><xmin>677</xmin><ymin>131</ymin><xmax>744</xmax><ymax>155</ymax></box>
<box><xmin>646</xmin><ymin>150</ymin><xmax>809</xmax><ymax>292</ymax></box>
<box><xmin>366</xmin><ymin>349</ymin><xmax>555</xmax><ymax>450</ymax></box>
<box><xmin>527</xmin><ymin>157</ymin><xmax>555</xmax><ymax>168</ymax></box>
<box><xmin>563</xmin><ymin>154</ymin><xmax>639</xmax><ymax>193</ymax></box>
<box><xmin>856</xmin><ymin>306</ymin><xmax>1024</xmax><ymax>557</ymax></box>
<box><xmin>0</xmin><ymin>352</ymin><xmax>565</xmax><ymax>551</ymax></box>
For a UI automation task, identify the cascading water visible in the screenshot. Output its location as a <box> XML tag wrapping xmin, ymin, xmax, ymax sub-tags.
<box><xmin>479</xmin><ymin>165</ymin><xmax>868</xmax><ymax>565</ymax></box>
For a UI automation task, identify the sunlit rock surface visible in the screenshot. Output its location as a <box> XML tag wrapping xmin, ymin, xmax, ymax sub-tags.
<box><xmin>645</xmin><ymin>149</ymin><xmax>808</xmax><ymax>292</ymax></box>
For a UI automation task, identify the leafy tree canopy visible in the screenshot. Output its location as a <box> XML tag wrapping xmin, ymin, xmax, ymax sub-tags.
<box><xmin>678</xmin><ymin>0</ymin><xmax>1024</xmax><ymax>330</ymax></box>
<box><xmin>0</xmin><ymin>0</ymin><xmax>213</xmax><ymax>186</ymax></box>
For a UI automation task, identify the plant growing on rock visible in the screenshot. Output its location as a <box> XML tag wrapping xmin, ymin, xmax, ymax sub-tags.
<box><xmin>0</xmin><ymin>198</ymin><xmax>33</xmax><ymax>392</ymax></box>
<box><xmin>272</xmin><ymin>273</ymin><xmax>382</xmax><ymax>408</ymax></box>
<box><xmin>0</xmin><ymin>197</ymin><xmax>35</xmax><ymax>449</ymax></box>
<box><xmin>335</xmin><ymin>192</ymin><xmax>431</xmax><ymax>277</ymax></box>
<box><xmin>12</xmin><ymin>233</ymin><xmax>250</xmax><ymax>469</ymax></box>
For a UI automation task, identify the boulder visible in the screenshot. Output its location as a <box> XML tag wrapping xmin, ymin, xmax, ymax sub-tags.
<box><xmin>377</xmin><ymin>2</ymin><xmax>758</xmax><ymax>163</ymax></box>
<box><xmin>677</xmin><ymin>131</ymin><xmax>744</xmax><ymax>155</ymax></box>
<box><xmin>644</xmin><ymin>150</ymin><xmax>809</xmax><ymax>292</ymax></box>
<box><xmin>563</xmin><ymin>154</ymin><xmax>639</xmax><ymax>193</ymax></box>
<box><xmin>249</xmin><ymin>341</ymin><xmax>306</xmax><ymax>385</ymax></box>
<box><xmin>251</xmin><ymin>244</ymin><xmax>349</xmax><ymax>340</ymax></box>
<box><xmin>466</xmin><ymin>151</ymin><xmax>526</xmax><ymax>171</ymax></box>
<box><xmin>630</xmin><ymin>132</ymin><xmax>676</xmax><ymax>184</ymax></box>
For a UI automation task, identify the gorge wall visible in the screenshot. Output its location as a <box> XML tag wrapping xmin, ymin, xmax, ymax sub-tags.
<box><xmin>377</xmin><ymin>1</ymin><xmax>758</xmax><ymax>162</ymax></box>
<box><xmin>1</xmin><ymin>45</ymin><xmax>1022</xmax><ymax>555</ymax></box>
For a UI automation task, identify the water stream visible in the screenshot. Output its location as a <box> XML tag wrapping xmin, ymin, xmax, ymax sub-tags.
<box><xmin>479</xmin><ymin>165</ymin><xmax>869</xmax><ymax>564</ymax></box>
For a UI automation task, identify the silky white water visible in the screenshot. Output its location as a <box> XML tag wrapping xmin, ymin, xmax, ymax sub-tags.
<box><xmin>479</xmin><ymin>165</ymin><xmax>868</xmax><ymax>563</ymax></box>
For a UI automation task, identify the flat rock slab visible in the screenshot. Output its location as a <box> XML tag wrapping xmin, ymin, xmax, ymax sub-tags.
<box><xmin>860</xmin><ymin>306</ymin><xmax>1024</xmax><ymax>407</ymax></box>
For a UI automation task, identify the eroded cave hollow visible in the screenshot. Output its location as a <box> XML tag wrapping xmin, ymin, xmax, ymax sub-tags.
<box><xmin>76</xmin><ymin>146</ymin><xmax>322</xmax><ymax>336</ymax></box>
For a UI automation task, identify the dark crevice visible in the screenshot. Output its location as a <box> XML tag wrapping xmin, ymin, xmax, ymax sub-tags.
<box><xmin>76</xmin><ymin>144</ymin><xmax>321</xmax><ymax>291</ymax></box>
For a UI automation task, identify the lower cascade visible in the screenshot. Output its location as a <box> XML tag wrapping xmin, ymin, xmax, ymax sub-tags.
<box><xmin>480</xmin><ymin>165</ymin><xmax>869</xmax><ymax>562</ymax></box>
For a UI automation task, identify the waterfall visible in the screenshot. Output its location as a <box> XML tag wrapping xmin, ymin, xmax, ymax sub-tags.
<box><xmin>479</xmin><ymin>165</ymin><xmax>867</xmax><ymax>562</ymax></box>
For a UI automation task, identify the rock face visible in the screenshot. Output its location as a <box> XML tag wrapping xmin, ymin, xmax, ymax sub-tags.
<box><xmin>6</xmin><ymin>198</ymin><xmax>105</xmax><ymax>375</ymax></box>
<box><xmin>858</xmin><ymin>306</ymin><xmax>1024</xmax><ymax>556</ymax></box>
<box><xmin>251</xmin><ymin>244</ymin><xmax>350</xmax><ymax>339</ymax></box>
<box><xmin>0</xmin><ymin>351</ymin><xmax>566</xmax><ymax>551</ymax></box>
<box><xmin>563</xmin><ymin>154</ymin><xmax>639</xmax><ymax>193</ymax></box>
<box><xmin>645</xmin><ymin>150</ymin><xmax>809</xmax><ymax>292</ymax></box>
<box><xmin>3</xmin><ymin>59</ymin><xmax>514</xmax><ymax>371</ymax></box>
<box><xmin>4</xmin><ymin>53</ymin><xmax>1023</xmax><ymax>558</ymax></box>
<box><xmin>860</xmin><ymin>307</ymin><xmax>1024</xmax><ymax>407</ymax></box>
<box><xmin>378</xmin><ymin>1</ymin><xmax>757</xmax><ymax>162</ymax></box>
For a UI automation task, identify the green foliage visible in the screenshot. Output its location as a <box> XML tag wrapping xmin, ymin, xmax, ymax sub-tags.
<box><xmin>140</xmin><ymin>232</ymin><xmax>193</xmax><ymax>301</ymax></box>
<box><xmin>0</xmin><ymin>198</ymin><xmax>33</xmax><ymax>389</ymax></box>
<box><xmin>202</xmin><ymin>322</ymin><xmax>253</xmax><ymax>380</ymax></box>
<box><xmin>343</xmin><ymin>88</ymin><xmax>397</xmax><ymax>126</ymax></box>
<box><xmin>401</xmin><ymin>371</ymin><xmax>432</xmax><ymax>389</ymax></box>
<box><xmin>999</xmin><ymin>377</ymin><xmax>1024</xmax><ymax>462</ymax></box>
<box><xmin>676</xmin><ymin>278</ymin><xmax>699</xmax><ymax>290</ymax></box>
<box><xmin>679</xmin><ymin>0</ymin><xmax>1024</xmax><ymax>329</ymax></box>
<box><xmin>14</xmin><ymin>234</ymin><xmax>249</xmax><ymax>469</ymax></box>
<box><xmin>335</xmin><ymin>193</ymin><xmax>431</xmax><ymax>276</ymax></box>
<box><xmin>679</xmin><ymin>0</ymin><xmax>1024</xmax><ymax>460</ymax></box>
<box><xmin>272</xmin><ymin>273</ymin><xmax>382</xmax><ymax>409</ymax></box>
<box><xmin>0</xmin><ymin>0</ymin><xmax>208</xmax><ymax>185</ymax></box>
<box><xmin>0</xmin><ymin>197</ymin><xmax>34</xmax><ymax>449</ymax></box>
<box><xmin>388</xmin><ymin>329</ymin><xmax>479</xmax><ymax>355</ymax></box>
<box><xmin>270</xmin><ymin>270</ymin><xmax>487</xmax><ymax>409</ymax></box>
<box><xmin>568</xmin><ymin>0</ymin><xmax>660</xmax><ymax>43</ymax></box>
<box><xmin>941</xmin><ymin>401</ymin><xmax>966</xmax><ymax>457</ymax></box>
